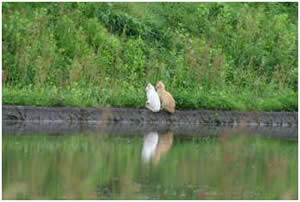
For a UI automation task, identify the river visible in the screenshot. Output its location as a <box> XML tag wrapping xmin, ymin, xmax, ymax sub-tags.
<box><xmin>2</xmin><ymin>122</ymin><xmax>298</xmax><ymax>199</ymax></box>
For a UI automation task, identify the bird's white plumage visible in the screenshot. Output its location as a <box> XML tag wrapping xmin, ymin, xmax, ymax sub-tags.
<box><xmin>145</xmin><ymin>83</ymin><xmax>161</xmax><ymax>112</ymax></box>
<box><xmin>142</xmin><ymin>132</ymin><xmax>159</xmax><ymax>163</ymax></box>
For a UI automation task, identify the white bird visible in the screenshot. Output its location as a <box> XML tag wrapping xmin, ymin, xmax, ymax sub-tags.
<box><xmin>142</xmin><ymin>132</ymin><xmax>159</xmax><ymax>163</ymax></box>
<box><xmin>145</xmin><ymin>83</ymin><xmax>161</xmax><ymax>112</ymax></box>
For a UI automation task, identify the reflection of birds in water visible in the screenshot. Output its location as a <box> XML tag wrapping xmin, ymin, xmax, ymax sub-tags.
<box><xmin>153</xmin><ymin>131</ymin><xmax>173</xmax><ymax>165</ymax></box>
<box><xmin>141</xmin><ymin>131</ymin><xmax>174</xmax><ymax>165</ymax></box>
<box><xmin>142</xmin><ymin>132</ymin><xmax>159</xmax><ymax>163</ymax></box>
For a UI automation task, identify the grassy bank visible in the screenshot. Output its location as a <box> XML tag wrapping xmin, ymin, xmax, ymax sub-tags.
<box><xmin>2</xmin><ymin>3</ymin><xmax>298</xmax><ymax>111</ymax></box>
<box><xmin>3</xmin><ymin>85</ymin><xmax>297</xmax><ymax>111</ymax></box>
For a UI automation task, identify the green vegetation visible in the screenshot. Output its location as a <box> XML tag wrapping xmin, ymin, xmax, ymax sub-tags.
<box><xmin>2</xmin><ymin>2</ymin><xmax>298</xmax><ymax>111</ymax></box>
<box><xmin>3</xmin><ymin>133</ymin><xmax>297</xmax><ymax>199</ymax></box>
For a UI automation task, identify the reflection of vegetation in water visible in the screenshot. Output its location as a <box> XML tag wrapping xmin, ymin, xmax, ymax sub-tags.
<box><xmin>2</xmin><ymin>133</ymin><xmax>297</xmax><ymax>199</ymax></box>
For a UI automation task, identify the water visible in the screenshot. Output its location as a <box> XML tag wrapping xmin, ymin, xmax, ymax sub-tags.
<box><xmin>2</xmin><ymin>124</ymin><xmax>298</xmax><ymax>200</ymax></box>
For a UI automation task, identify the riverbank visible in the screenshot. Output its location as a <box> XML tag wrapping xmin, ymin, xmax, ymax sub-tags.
<box><xmin>3</xmin><ymin>105</ymin><xmax>297</xmax><ymax>126</ymax></box>
<box><xmin>3</xmin><ymin>86</ymin><xmax>298</xmax><ymax>112</ymax></box>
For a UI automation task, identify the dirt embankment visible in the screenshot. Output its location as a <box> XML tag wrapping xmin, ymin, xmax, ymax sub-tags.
<box><xmin>3</xmin><ymin>105</ymin><xmax>297</xmax><ymax>139</ymax></box>
<box><xmin>3</xmin><ymin>105</ymin><xmax>297</xmax><ymax>126</ymax></box>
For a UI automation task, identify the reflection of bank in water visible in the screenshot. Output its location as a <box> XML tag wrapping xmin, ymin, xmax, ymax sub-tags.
<box><xmin>142</xmin><ymin>131</ymin><xmax>173</xmax><ymax>165</ymax></box>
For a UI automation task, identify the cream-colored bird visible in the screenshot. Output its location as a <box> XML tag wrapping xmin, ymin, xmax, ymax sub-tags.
<box><xmin>156</xmin><ymin>81</ymin><xmax>175</xmax><ymax>113</ymax></box>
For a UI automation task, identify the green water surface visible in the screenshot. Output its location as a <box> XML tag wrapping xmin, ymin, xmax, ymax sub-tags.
<box><xmin>2</xmin><ymin>132</ymin><xmax>298</xmax><ymax>199</ymax></box>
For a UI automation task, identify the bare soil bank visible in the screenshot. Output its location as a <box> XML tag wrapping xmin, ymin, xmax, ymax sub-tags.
<box><xmin>3</xmin><ymin>105</ymin><xmax>297</xmax><ymax>127</ymax></box>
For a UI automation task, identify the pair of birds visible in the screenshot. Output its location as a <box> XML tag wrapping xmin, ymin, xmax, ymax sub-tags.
<box><xmin>142</xmin><ymin>131</ymin><xmax>173</xmax><ymax>164</ymax></box>
<box><xmin>145</xmin><ymin>81</ymin><xmax>175</xmax><ymax>113</ymax></box>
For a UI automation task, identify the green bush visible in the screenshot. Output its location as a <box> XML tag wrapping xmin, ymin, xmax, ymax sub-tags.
<box><xmin>2</xmin><ymin>2</ymin><xmax>298</xmax><ymax>111</ymax></box>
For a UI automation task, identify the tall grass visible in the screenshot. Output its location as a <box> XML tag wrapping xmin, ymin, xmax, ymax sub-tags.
<box><xmin>2</xmin><ymin>3</ymin><xmax>298</xmax><ymax>111</ymax></box>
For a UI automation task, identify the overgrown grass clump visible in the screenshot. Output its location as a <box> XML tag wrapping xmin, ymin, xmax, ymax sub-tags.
<box><xmin>2</xmin><ymin>2</ymin><xmax>298</xmax><ymax>111</ymax></box>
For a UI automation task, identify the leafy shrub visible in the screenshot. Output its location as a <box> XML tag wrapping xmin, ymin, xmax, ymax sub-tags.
<box><xmin>2</xmin><ymin>2</ymin><xmax>298</xmax><ymax>111</ymax></box>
